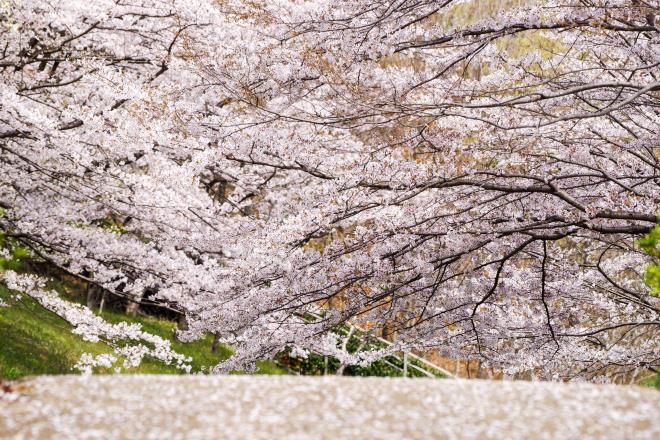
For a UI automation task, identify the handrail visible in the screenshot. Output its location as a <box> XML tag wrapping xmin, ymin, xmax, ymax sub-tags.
<box><xmin>298</xmin><ymin>309</ymin><xmax>454</xmax><ymax>378</ymax></box>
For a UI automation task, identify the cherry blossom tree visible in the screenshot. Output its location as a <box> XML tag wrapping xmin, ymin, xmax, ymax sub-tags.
<box><xmin>1</xmin><ymin>0</ymin><xmax>658</xmax><ymax>380</ymax></box>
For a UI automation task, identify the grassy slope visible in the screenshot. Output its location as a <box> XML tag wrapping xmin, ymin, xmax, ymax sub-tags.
<box><xmin>0</xmin><ymin>286</ymin><xmax>286</xmax><ymax>379</ymax></box>
<box><xmin>1</xmin><ymin>286</ymin><xmax>657</xmax><ymax>386</ymax></box>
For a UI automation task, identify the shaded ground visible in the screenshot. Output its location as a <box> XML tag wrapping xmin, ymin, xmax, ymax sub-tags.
<box><xmin>1</xmin><ymin>375</ymin><xmax>658</xmax><ymax>439</ymax></box>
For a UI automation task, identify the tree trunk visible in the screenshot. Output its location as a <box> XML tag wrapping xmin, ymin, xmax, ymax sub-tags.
<box><xmin>86</xmin><ymin>284</ymin><xmax>101</xmax><ymax>310</ymax></box>
<box><xmin>98</xmin><ymin>292</ymin><xmax>106</xmax><ymax>314</ymax></box>
<box><xmin>175</xmin><ymin>313</ymin><xmax>189</xmax><ymax>342</ymax></box>
<box><xmin>125</xmin><ymin>294</ymin><xmax>141</xmax><ymax>316</ymax></box>
<box><xmin>211</xmin><ymin>333</ymin><xmax>221</xmax><ymax>353</ymax></box>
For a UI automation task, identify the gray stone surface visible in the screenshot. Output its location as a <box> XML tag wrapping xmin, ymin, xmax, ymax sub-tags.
<box><xmin>1</xmin><ymin>375</ymin><xmax>658</xmax><ymax>439</ymax></box>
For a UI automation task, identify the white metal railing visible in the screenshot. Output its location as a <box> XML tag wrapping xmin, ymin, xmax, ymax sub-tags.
<box><xmin>298</xmin><ymin>310</ymin><xmax>454</xmax><ymax>378</ymax></box>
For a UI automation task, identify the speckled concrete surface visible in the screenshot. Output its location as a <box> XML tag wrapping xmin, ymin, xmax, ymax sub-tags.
<box><xmin>1</xmin><ymin>375</ymin><xmax>658</xmax><ymax>439</ymax></box>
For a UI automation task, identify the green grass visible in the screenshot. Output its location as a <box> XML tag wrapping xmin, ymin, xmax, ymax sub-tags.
<box><xmin>0</xmin><ymin>285</ymin><xmax>286</xmax><ymax>379</ymax></box>
<box><xmin>640</xmin><ymin>373</ymin><xmax>660</xmax><ymax>389</ymax></box>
